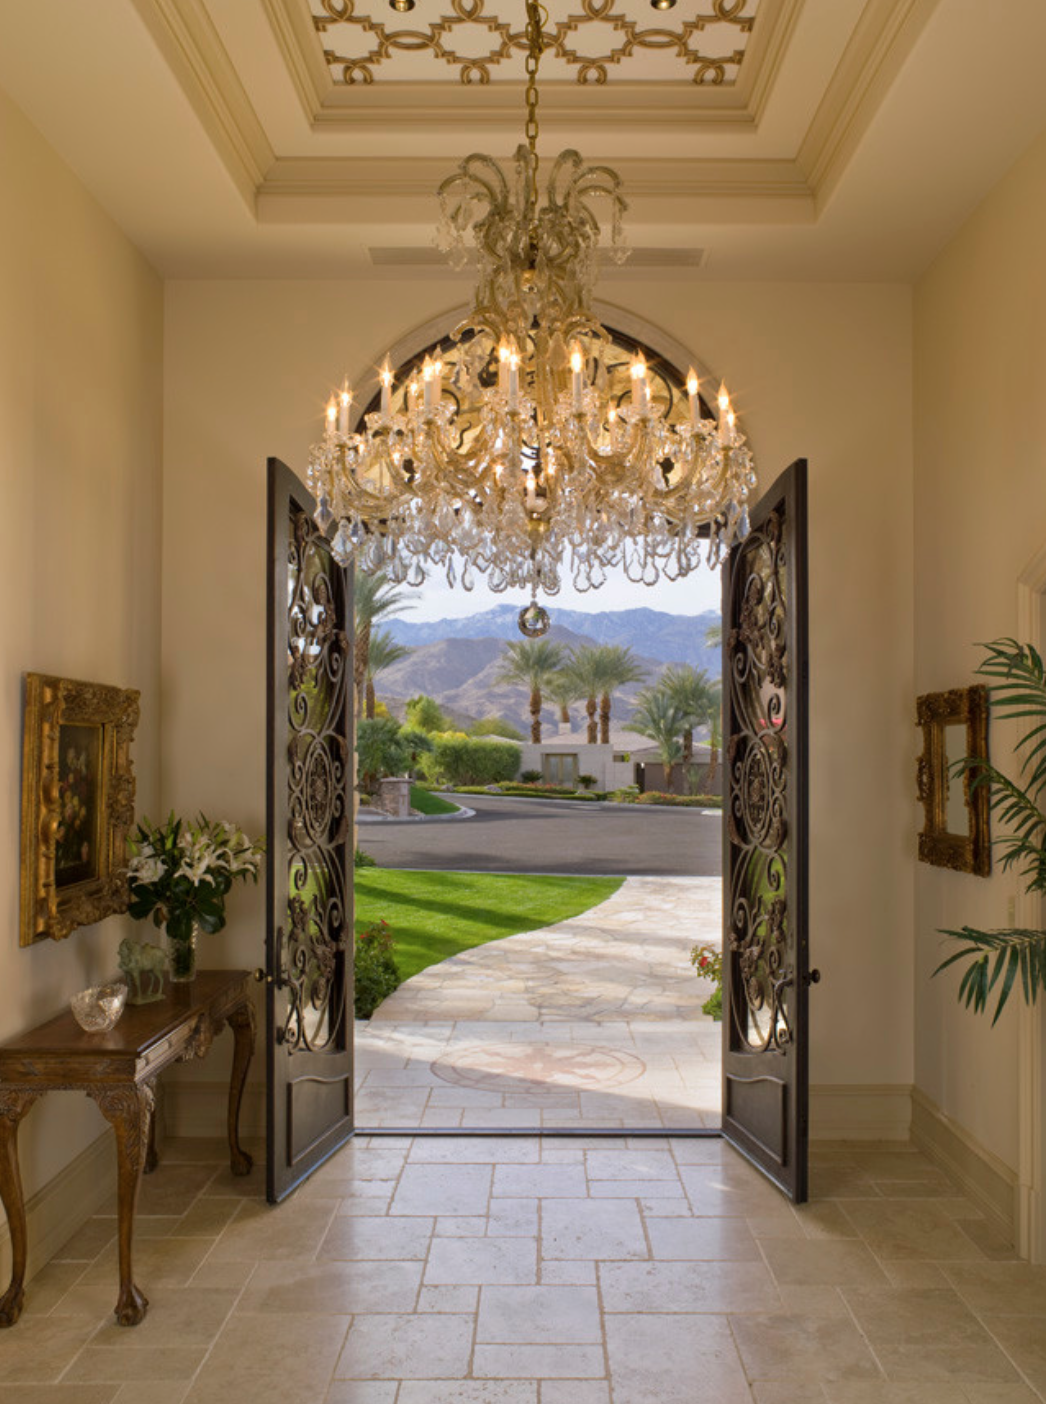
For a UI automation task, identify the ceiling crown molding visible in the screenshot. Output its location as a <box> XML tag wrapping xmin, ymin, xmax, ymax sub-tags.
<box><xmin>129</xmin><ymin>0</ymin><xmax>274</xmax><ymax>208</ymax></box>
<box><xmin>128</xmin><ymin>0</ymin><xmax>942</xmax><ymax>226</ymax></box>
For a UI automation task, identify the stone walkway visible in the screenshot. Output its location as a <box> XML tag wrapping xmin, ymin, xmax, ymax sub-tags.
<box><xmin>355</xmin><ymin>877</ymin><xmax>723</xmax><ymax>1131</ymax></box>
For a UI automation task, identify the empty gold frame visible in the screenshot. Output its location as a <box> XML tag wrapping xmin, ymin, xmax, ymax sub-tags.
<box><xmin>20</xmin><ymin>674</ymin><xmax>140</xmax><ymax>945</ymax></box>
<box><xmin>916</xmin><ymin>685</ymin><xmax>991</xmax><ymax>877</ymax></box>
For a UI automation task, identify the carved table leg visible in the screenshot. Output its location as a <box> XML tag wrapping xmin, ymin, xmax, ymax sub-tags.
<box><xmin>0</xmin><ymin>1089</ymin><xmax>40</xmax><ymax>1326</ymax></box>
<box><xmin>144</xmin><ymin>1082</ymin><xmax>159</xmax><ymax>1175</ymax></box>
<box><xmin>88</xmin><ymin>1083</ymin><xmax>153</xmax><ymax>1326</ymax></box>
<box><xmin>226</xmin><ymin>1001</ymin><xmax>256</xmax><ymax>1176</ymax></box>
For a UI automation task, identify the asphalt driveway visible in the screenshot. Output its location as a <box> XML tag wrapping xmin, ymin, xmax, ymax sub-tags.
<box><xmin>356</xmin><ymin>793</ymin><xmax>722</xmax><ymax>876</ymax></box>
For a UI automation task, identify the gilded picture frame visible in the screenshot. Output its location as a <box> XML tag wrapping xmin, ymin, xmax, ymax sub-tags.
<box><xmin>916</xmin><ymin>684</ymin><xmax>991</xmax><ymax>878</ymax></box>
<box><xmin>20</xmin><ymin>674</ymin><xmax>140</xmax><ymax>945</ymax></box>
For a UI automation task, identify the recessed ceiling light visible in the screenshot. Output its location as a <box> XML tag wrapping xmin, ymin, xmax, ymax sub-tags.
<box><xmin>650</xmin><ymin>0</ymin><xmax>677</xmax><ymax>9</ymax></box>
<box><xmin>390</xmin><ymin>0</ymin><xmax>415</xmax><ymax>11</ymax></box>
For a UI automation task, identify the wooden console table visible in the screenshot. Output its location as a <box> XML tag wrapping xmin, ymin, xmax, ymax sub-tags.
<box><xmin>0</xmin><ymin>969</ymin><xmax>255</xmax><ymax>1328</ymax></box>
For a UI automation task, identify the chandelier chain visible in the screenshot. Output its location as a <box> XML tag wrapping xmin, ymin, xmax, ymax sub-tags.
<box><xmin>307</xmin><ymin>0</ymin><xmax>756</xmax><ymax>636</ymax></box>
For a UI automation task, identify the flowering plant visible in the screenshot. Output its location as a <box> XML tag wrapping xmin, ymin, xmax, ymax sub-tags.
<box><xmin>689</xmin><ymin>942</ymin><xmax>724</xmax><ymax>1020</ymax></box>
<box><xmin>127</xmin><ymin>813</ymin><xmax>264</xmax><ymax>943</ymax></box>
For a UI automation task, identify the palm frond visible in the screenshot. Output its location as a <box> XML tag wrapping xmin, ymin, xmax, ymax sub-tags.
<box><xmin>973</xmin><ymin>638</ymin><xmax>1046</xmax><ymax>798</ymax></box>
<box><xmin>935</xmin><ymin>926</ymin><xmax>1046</xmax><ymax>1025</ymax></box>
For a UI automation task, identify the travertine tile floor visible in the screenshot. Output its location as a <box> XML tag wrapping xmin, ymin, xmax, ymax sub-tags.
<box><xmin>3</xmin><ymin>1134</ymin><xmax>1043</xmax><ymax>1403</ymax></box>
<box><xmin>356</xmin><ymin>876</ymin><xmax>722</xmax><ymax>1130</ymax></box>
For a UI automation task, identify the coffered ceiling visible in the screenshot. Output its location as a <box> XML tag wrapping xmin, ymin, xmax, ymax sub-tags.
<box><xmin>1</xmin><ymin>0</ymin><xmax>1046</xmax><ymax>280</ymax></box>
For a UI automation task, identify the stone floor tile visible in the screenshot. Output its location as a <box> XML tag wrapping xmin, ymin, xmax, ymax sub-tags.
<box><xmin>585</xmin><ymin>1149</ymin><xmax>679</xmax><ymax>1181</ymax></box>
<box><xmin>407</xmin><ymin>1137</ymin><xmax>541</xmax><ymax>1164</ymax></box>
<box><xmin>324</xmin><ymin>1383</ymin><xmax>399</xmax><ymax>1404</ymax></box>
<box><xmin>874</xmin><ymin>1343</ymin><xmax>1020</xmax><ymax>1385</ymax></box>
<box><xmin>841</xmin><ymin>1202</ymin><xmax>986</xmax><ymax>1262</ymax></box>
<box><xmin>820</xmin><ymin>1387</ymin><xmax>958</xmax><ymax>1402</ymax></box>
<box><xmin>137</xmin><ymin>1164</ymin><xmax>218</xmax><ymax>1217</ymax></box>
<box><xmin>753</xmin><ymin>1385</ymin><xmax>828</xmax><ymax>1404</ymax></box>
<box><xmin>477</xmin><ymin>1285</ymin><xmax>602</xmax><ymax>1343</ymax></box>
<box><xmin>425</xmin><ymin>1236</ymin><xmax>538</xmax><ymax>1284</ymax></box>
<box><xmin>599</xmin><ymin>1258</ymin><xmax>780</xmax><ymax>1313</ymax></box>
<box><xmin>319</xmin><ymin>1215</ymin><xmax>434</xmax><ymax>1260</ymax></box>
<box><xmin>85</xmin><ymin>1286</ymin><xmax>237</xmax><ymax>1349</ymax></box>
<box><xmin>335</xmin><ymin>1313</ymin><xmax>474</xmax><ymax>1380</ymax></box>
<box><xmin>841</xmin><ymin>1286</ymin><xmax>997</xmax><ymax>1350</ymax></box>
<box><xmin>590</xmin><ymin>1179</ymin><xmax>685</xmax><ymax>1199</ymax></box>
<box><xmin>436</xmin><ymin>1215</ymin><xmax>489</xmax><ymax>1236</ymax></box>
<box><xmin>0</xmin><ymin>1317</ymin><xmax>102</xmax><ymax>1384</ymax></box>
<box><xmin>0</xmin><ymin>1391</ymin><xmax>118</xmax><ymax>1404</ymax></box>
<box><xmin>208</xmin><ymin>1197</ymin><xmax>339</xmax><ymax>1263</ymax></box>
<box><xmin>238</xmin><ymin>1258</ymin><xmax>423</xmax><ymax>1314</ymax></box>
<box><xmin>646</xmin><ymin>1215</ymin><xmax>760</xmax><ymax>1261</ymax></box>
<box><xmin>539</xmin><ymin>1259</ymin><xmax>597</xmax><ymax>1286</ymax></box>
<box><xmin>399</xmin><ymin>1386</ymin><xmax>537</xmax><ymax>1404</ymax></box>
<box><xmin>604</xmin><ymin>1311</ymin><xmax>751</xmax><ymax>1403</ymax></box>
<box><xmin>493</xmin><ymin>1164</ymin><xmax>588</xmax><ymax>1198</ymax></box>
<box><xmin>487</xmin><ymin>1198</ymin><xmax>539</xmax><ymax>1237</ymax></box>
<box><xmin>181</xmin><ymin>1312</ymin><xmax>350</xmax><ymax>1404</ymax></box>
<box><xmin>63</xmin><ymin>1345</ymin><xmax>208</xmax><ymax>1383</ymax></box>
<box><xmin>112</xmin><ymin>1384</ymin><xmax>189</xmax><ymax>1404</ymax></box>
<box><xmin>539</xmin><ymin>1384</ymin><xmax>609</xmax><ymax>1404</ymax></box>
<box><xmin>473</xmin><ymin>1344</ymin><xmax>605</xmax><ymax>1379</ymax></box>
<box><xmin>417</xmin><ymin>1285</ymin><xmax>479</xmax><ymax>1312</ymax></box>
<box><xmin>541</xmin><ymin>1198</ymin><xmax>647</xmax><ymax>1259</ymax></box>
<box><xmin>941</xmin><ymin>1262</ymin><xmax>1046</xmax><ymax>1315</ymax></box>
<box><xmin>759</xmin><ymin>1238</ymin><xmax>891</xmax><ymax>1286</ymax></box>
<box><xmin>730</xmin><ymin>1311</ymin><xmax>883</xmax><ymax>1383</ymax></box>
<box><xmin>977</xmin><ymin>1315</ymin><xmax>1046</xmax><ymax>1392</ymax></box>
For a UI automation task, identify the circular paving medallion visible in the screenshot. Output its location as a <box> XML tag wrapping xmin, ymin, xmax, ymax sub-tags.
<box><xmin>431</xmin><ymin>1041</ymin><xmax>646</xmax><ymax>1092</ymax></box>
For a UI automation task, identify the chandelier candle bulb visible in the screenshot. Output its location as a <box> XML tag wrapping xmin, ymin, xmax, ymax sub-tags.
<box><xmin>571</xmin><ymin>345</ymin><xmax>585</xmax><ymax>411</ymax></box>
<box><xmin>631</xmin><ymin>356</ymin><xmax>650</xmax><ymax>414</ymax></box>
<box><xmin>338</xmin><ymin>381</ymin><xmax>351</xmax><ymax>437</ymax></box>
<box><xmin>508</xmin><ymin>348</ymin><xmax>520</xmax><ymax>410</ymax></box>
<box><xmin>422</xmin><ymin>358</ymin><xmax>434</xmax><ymax>413</ymax></box>
<box><xmin>717</xmin><ymin>383</ymin><xmax>732</xmax><ymax>445</ymax></box>
<box><xmin>687</xmin><ymin>368</ymin><xmax>700</xmax><ymax>426</ymax></box>
<box><xmin>380</xmin><ymin>361</ymin><xmax>393</xmax><ymax>416</ymax></box>
<box><xmin>325</xmin><ymin>397</ymin><xmax>337</xmax><ymax>437</ymax></box>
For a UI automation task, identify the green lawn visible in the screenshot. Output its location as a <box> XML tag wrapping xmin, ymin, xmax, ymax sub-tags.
<box><xmin>409</xmin><ymin>785</ymin><xmax>460</xmax><ymax>816</ymax></box>
<box><xmin>354</xmin><ymin>869</ymin><xmax>624</xmax><ymax>983</ymax></box>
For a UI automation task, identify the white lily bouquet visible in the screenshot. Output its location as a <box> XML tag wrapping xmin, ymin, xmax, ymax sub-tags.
<box><xmin>127</xmin><ymin>813</ymin><xmax>264</xmax><ymax>945</ymax></box>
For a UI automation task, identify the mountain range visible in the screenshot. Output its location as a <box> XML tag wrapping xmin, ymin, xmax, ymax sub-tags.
<box><xmin>378</xmin><ymin>607</ymin><xmax>721</xmax><ymax>738</ymax></box>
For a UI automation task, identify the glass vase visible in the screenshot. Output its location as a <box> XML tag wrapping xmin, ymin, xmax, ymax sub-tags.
<box><xmin>165</xmin><ymin>924</ymin><xmax>198</xmax><ymax>983</ymax></box>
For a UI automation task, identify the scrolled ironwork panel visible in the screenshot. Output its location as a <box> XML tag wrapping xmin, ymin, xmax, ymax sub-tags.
<box><xmin>721</xmin><ymin>460</ymin><xmax>809</xmax><ymax>1203</ymax></box>
<box><xmin>280</xmin><ymin>507</ymin><xmax>351</xmax><ymax>1055</ymax></box>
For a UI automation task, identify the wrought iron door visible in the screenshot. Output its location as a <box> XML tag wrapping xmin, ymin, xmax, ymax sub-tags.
<box><xmin>265</xmin><ymin>458</ymin><xmax>354</xmax><ymax>1203</ymax></box>
<box><xmin>721</xmin><ymin>459</ymin><xmax>812</xmax><ymax>1202</ymax></box>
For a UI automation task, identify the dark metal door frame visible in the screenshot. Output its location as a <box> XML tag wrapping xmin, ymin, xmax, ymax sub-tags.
<box><xmin>265</xmin><ymin>457</ymin><xmax>355</xmax><ymax>1202</ymax></box>
<box><xmin>721</xmin><ymin>460</ymin><xmax>811</xmax><ymax>1202</ymax></box>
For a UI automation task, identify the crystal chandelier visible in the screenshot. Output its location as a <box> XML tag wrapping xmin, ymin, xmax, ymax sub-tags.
<box><xmin>307</xmin><ymin>0</ymin><xmax>755</xmax><ymax>636</ymax></box>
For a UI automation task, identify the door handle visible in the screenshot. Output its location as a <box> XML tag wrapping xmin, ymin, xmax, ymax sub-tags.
<box><xmin>255</xmin><ymin>926</ymin><xmax>288</xmax><ymax>989</ymax></box>
<box><xmin>803</xmin><ymin>968</ymin><xmax>821</xmax><ymax>987</ymax></box>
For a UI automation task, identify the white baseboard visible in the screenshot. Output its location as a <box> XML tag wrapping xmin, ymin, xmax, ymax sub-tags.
<box><xmin>911</xmin><ymin>1086</ymin><xmax>1018</xmax><ymax>1243</ymax></box>
<box><xmin>809</xmin><ymin>1082</ymin><xmax>913</xmax><ymax>1141</ymax></box>
<box><xmin>0</xmin><ymin>1129</ymin><xmax>115</xmax><ymax>1288</ymax></box>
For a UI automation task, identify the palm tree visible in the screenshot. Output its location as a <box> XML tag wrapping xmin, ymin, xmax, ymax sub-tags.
<box><xmin>591</xmin><ymin>645</ymin><xmax>647</xmax><ymax>745</ymax></box>
<box><xmin>628</xmin><ymin>690</ymin><xmax>688</xmax><ymax>793</ymax></box>
<box><xmin>494</xmin><ymin>639</ymin><xmax>567</xmax><ymax>743</ymax></box>
<box><xmin>561</xmin><ymin>648</ymin><xmax>603</xmax><ymax>745</ymax></box>
<box><xmin>546</xmin><ymin>670</ymin><xmax>585</xmax><ymax>730</ymax></box>
<box><xmin>364</xmin><ymin>628</ymin><xmax>411</xmax><ymax>719</ymax></box>
<box><xmin>660</xmin><ymin>665</ymin><xmax>720</xmax><ymax>769</ymax></box>
<box><xmin>705</xmin><ymin>620</ymin><xmax>722</xmax><ymax>649</ymax></box>
<box><xmin>354</xmin><ymin>567</ymin><xmax>413</xmax><ymax>718</ymax></box>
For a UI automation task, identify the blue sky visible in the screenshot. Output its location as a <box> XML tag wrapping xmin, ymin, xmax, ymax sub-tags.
<box><xmin>401</xmin><ymin>559</ymin><xmax>725</xmax><ymax>622</ymax></box>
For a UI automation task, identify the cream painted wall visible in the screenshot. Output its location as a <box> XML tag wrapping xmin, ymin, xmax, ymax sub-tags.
<box><xmin>162</xmin><ymin>276</ymin><xmax>914</xmax><ymax>1107</ymax></box>
<box><xmin>0</xmin><ymin>90</ymin><xmax>163</xmax><ymax>1197</ymax></box>
<box><xmin>913</xmin><ymin>126</ymin><xmax>1046</xmax><ymax>1171</ymax></box>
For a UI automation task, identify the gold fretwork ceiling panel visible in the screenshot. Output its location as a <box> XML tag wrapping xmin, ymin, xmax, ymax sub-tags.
<box><xmin>313</xmin><ymin>0</ymin><xmax>759</xmax><ymax>87</ymax></box>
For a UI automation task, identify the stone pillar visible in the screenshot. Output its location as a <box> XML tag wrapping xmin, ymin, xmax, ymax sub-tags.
<box><xmin>377</xmin><ymin>776</ymin><xmax>412</xmax><ymax>817</ymax></box>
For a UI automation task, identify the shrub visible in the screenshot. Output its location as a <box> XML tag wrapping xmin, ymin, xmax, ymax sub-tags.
<box><xmin>405</xmin><ymin>694</ymin><xmax>451</xmax><ymax>733</ymax></box>
<box><xmin>690</xmin><ymin>942</ymin><xmax>724</xmax><ymax>1021</ymax></box>
<box><xmin>354</xmin><ymin>848</ymin><xmax>377</xmax><ymax>868</ymax></box>
<box><xmin>634</xmin><ymin>792</ymin><xmax>722</xmax><ymax>808</ymax></box>
<box><xmin>354</xmin><ymin>919</ymin><xmax>400</xmax><ymax>1018</ymax></box>
<box><xmin>577</xmin><ymin>774</ymin><xmax>597</xmax><ymax>790</ymax></box>
<box><xmin>470</xmin><ymin>717</ymin><xmax>526</xmax><ymax>741</ymax></box>
<box><xmin>520</xmin><ymin>769</ymin><xmax>543</xmax><ymax>783</ymax></box>
<box><xmin>432</xmin><ymin>736</ymin><xmax>521</xmax><ymax>786</ymax></box>
<box><xmin>356</xmin><ymin>717</ymin><xmax>409</xmax><ymax>793</ymax></box>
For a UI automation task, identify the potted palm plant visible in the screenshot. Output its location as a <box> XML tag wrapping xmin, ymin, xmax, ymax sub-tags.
<box><xmin>935</xmin><ymin>638</ymin><xmax>1046</xmax><ymax>1022</ymax></box>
